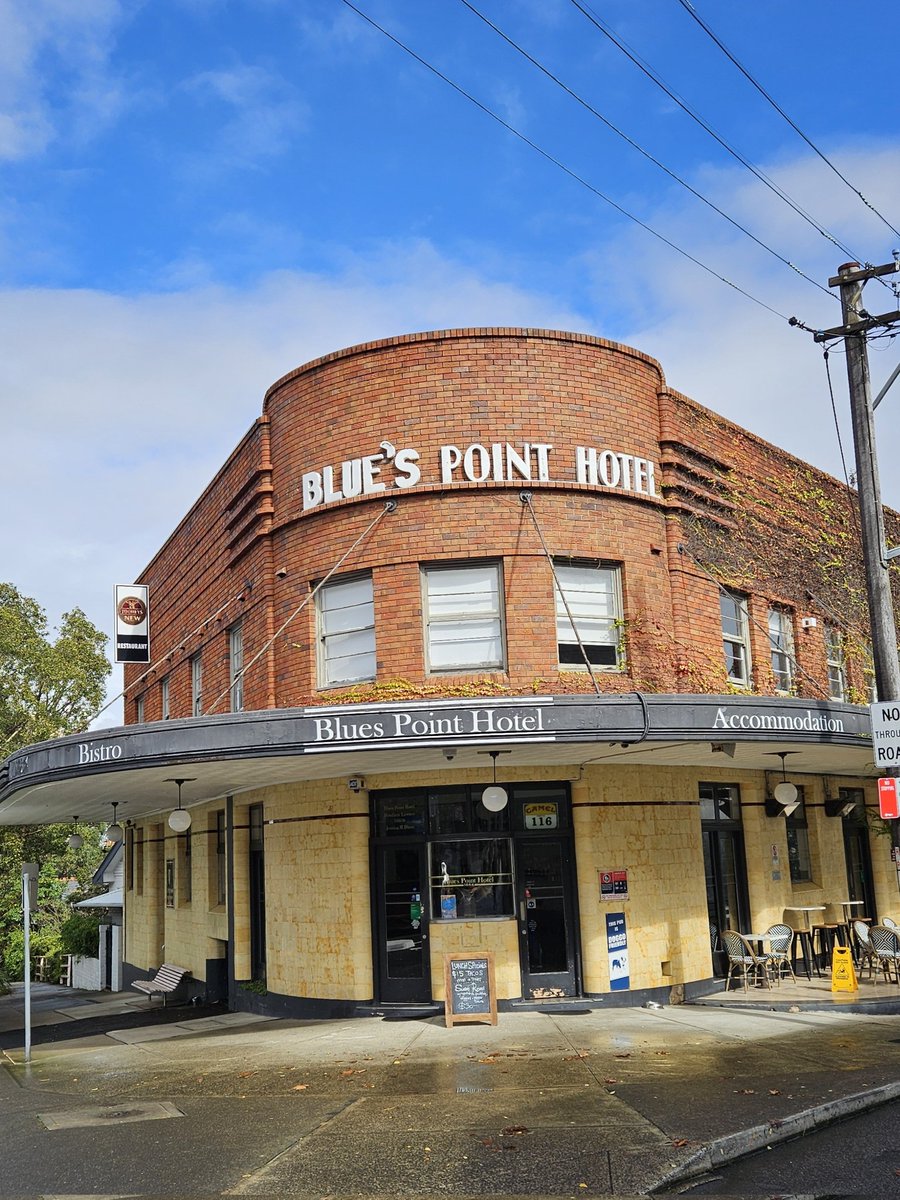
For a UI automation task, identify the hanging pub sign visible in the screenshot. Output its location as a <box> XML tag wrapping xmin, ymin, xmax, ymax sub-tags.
<box><xmin>114</xmin><ymin>584</ymin><xmax>150</xmax><ymax>663</ymax></box>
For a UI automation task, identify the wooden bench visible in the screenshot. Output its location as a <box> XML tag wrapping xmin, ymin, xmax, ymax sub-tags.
<box><xmin>130</xmin><ymin>963</ymin><xmax>191</xmax><ymax>1006</ymax></box>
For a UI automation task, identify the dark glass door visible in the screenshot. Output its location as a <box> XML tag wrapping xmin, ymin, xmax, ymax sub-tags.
<box><xmin>515</xmin><ymin>838</ymin><xmax>578</xmax><ymax>999</ymax></box>
<box><xmin>249</xmin><ymin>804</ymin><xmax>266</xmax><ymax>982</ymax></box>
<box><xmin>843</xmin><ymin>816</ymin><xmax>876</xmax><ymax>921</ymax></box>
<box><xmin>374</xmin><ymin>844</ymin><xmax>431</xmax><ymax>1003</ymax></box>
<box><xmin>704</xmin><ymin>829</ymin><xmax>749</xmax><ymax>977</ymax></box>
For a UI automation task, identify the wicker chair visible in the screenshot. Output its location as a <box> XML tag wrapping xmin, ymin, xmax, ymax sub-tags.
<box><xmin>721</xmin><ymin>929</ymin><xmax>773</xmax><ymax>991</ymax></box>
<box><xmin>882</xmin><ymin>916</ymin><xmax>898</xmax><ymax>929</ymax></box>
<box><xmin>868</xmin><ymin>925</ymin><xmax>900</xmax><ymax>985</ymax></box>
<box><xmin>853</xmin><ymin>919</ymin><xmax>876</xmax><ymax>980</ymax></box>
<box><xmin>763</xmin><ymin>924</ymin><xmax>795</xmax><ymax>983</ymax></box>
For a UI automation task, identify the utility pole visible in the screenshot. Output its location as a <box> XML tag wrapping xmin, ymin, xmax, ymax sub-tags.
<box><xmin>816</xmin><ymin>259</ymin><xmax>900</xmax><ymax>874</ymax></box>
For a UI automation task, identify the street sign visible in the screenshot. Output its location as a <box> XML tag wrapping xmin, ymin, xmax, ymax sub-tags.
<box><xmin>879</xmin><ymin>777</ymin><xmax>900</xmax><ymax>820</ymax></box>
<box><xmin>870</xmin><ymin>702</ymin><xmax>900</xmax><ymax>769</ymax></box>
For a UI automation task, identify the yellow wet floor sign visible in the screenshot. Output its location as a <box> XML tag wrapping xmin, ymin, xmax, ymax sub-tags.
<box><xmin>831</xmin><ymin>945</ymin><xmax>858</xmax><ymax>992</ymax></box>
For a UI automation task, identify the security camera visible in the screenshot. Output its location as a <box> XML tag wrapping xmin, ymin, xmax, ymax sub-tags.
<box><xmin>443</xmin><ymin>748</ymin><xmax>456</xmax><ymax>761</ymax></box>
<box><xmin>348</xmin><ymin>777</ymin><xmax>365</xmax><ymax>792</ymax></box>
<box><xmin>275</xmin><ymin>567</ymin><xmax>288</xmax><ymax>578</ymax></box>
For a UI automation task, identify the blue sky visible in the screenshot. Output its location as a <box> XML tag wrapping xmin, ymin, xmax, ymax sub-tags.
<box><xmin>3</xmin><ymin>0</ymin><xmax>899</xmax><ymax>726</ymax></box>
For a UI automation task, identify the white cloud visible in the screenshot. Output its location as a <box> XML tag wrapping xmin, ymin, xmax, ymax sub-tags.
<box><xmin>183</xmin><ymin>64</ymin><xmax>309</xmax><ymax>167</ymax></box>
<box><xmin>0</xmin><ymin>0</ymin><xmax>130</xmax><ymax>160</ymax></box>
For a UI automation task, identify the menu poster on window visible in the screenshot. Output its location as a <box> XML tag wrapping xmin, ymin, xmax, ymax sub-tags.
<box><xmin>606</xmin><ymin>912</ymin><xmax>630</xmax><ymax>991</ymax></box>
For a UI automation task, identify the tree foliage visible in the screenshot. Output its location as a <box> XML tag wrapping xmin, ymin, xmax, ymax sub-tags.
<box><xmin>0</xmin><ymin>584</ymin><xmax>112</xmax><ymax>979</ymax></box>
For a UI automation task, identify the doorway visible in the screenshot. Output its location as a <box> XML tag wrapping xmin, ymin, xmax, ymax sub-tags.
<box><xmin>842</xmin><ymin>793</ymin><xmax>876</xmax><ymax>921</ymax></box>
<box><xmin>701</xmin><ymin>783</ymin><xmax>750</xmax><ymax>977</ymax></box>
<box><xmin>514</xmin><ymin>834</ymin><xmax>579</xmax><ymax>999</ymax></box>
<box><xmin>373</xmin><ymin>844</ymin><xmax>430</xmax><ymax>1004</ymax></box>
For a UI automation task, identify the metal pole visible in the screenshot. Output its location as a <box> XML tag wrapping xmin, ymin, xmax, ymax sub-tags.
<box><xmin>22</xmin><ymin>864</ymin><xmax>36</xmax><ymax>1064</ymax></box>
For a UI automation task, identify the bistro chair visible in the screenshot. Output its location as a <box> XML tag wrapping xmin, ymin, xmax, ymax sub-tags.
<box><xmin>853</xmin><ymin>919</ymin><xmax>876</xmax><ymax>980</ymax></box>
<box><xmin>868</xmin><ymin>925</ymin><xmax>900</xmax><ymax>985</ymax></box>
<box><xmin>721</xmin><ymin>929</ymin><xmax>773</xmax><ymax>991</ymax></box>
<box><xmin>882</xmin><ymin>916</ymin><xmax>898</xmax><ymax>929</ymax></box>
<box><xmin>763</xmin><ymin>924</ymin><xmax>795</xmax><ymax>984</ymax></box>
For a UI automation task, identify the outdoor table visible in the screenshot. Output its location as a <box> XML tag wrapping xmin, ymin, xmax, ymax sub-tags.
<box><xmin>785</xmin><ymin>905</ymin><xmax>826</xmax><ymax>978</ymax></box>
<box><xmin>743</xmin><ymin>932</ymin><xmax>774</xmax><ymax>985</ymax></box>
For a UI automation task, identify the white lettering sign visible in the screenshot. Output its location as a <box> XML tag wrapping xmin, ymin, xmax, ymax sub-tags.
<box><xmin>300</xmin><ymin>435</ymin><xmax>657</xmax><ymax>511</ymax></box>
<box><xmin>77</xmin><ymin>743</ymin><xmax>124</xmax><ymax>764</ymax></box>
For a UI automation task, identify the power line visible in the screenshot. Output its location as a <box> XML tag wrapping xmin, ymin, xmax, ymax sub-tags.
<box><xmin>339</xmin><ymin>0</ymin><xmax>800</xmax><ymax>325</ymax></box>
<box><xmin>674</xmin><ymin>0</ymin><xmax>900</xmax><ymax>242</ymax></box>
<box><xmin>458</xmin><ymin>0</ymin><xmax>836</xmax><ymax>303</ymax></box>
<box><xmin>569</xmin><ymin>0</ymin><xmax>864</xmax><ymax>263</ymax></box>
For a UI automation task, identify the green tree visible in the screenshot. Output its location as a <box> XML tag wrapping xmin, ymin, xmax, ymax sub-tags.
<box><xmin>0</xmin><ymin>584</ymin><xmax>112</xmax><ymax>980</ymax></box>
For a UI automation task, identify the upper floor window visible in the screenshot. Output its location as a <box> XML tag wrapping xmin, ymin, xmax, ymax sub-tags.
<box><xmin>160</xmin><ymin>675</ymin><xmax>170</xmax><ymax>721</ymax></box>
<box><xmin>135</xmin><ymin>694</ymin><xmax>145</xmax><ymax>724</ymax></box>
<box><xmin>720</xmin><ymin>591</ymin><xmax>751</xmax><ymax>687</ymax></box>
<box><xmin>191</xmin><ymin>653</ymin><xmax>203</xmax><ymax>716</ymax></box>
<box><xmin>229</xmin><ymin>623</ymin><xmax>244</xmax><ymax>712</ymax></box>
<box><xmin>423</xmin><ymin>562</ymin><xmax>505</xmax><ymax>672</ymax></box>
<box><xmin>554</xmin><ymin>562</ymin><xmax>623</xmax><ymax>669</ymax></box>
<box><xmin>825</xmin><ymin>626</ymin><xmax>847</xmax><ymax>702</ymax></box>
<box><xmin>768</xmin><ymin>607</ymin><xmax>796</xmax><ymax>693</ymax></box>
<box><xmin>317</xmin><ymin>574</ymin><xmax>376</xmax><ymax>687</ymax></box>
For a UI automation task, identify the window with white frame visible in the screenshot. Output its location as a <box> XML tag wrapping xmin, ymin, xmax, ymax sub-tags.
<box><xmin>317</xmin><ymin>574</ymin><xmax>376</xmax><ymax>686</ymax></box>
<box><xmin>191</xmin><ymin>653</ymin><xmax>203</xmax><ymax>716</ymax></box>
<box><xmin>768</xmin><ymin>607</ymin><xmax>796</xmax><ymax>693</ymax></box>
<box><xmin>160</xmin><ymin>675</ymin><xmax>170</xmax><ymax>720</ymax></box>
<box><xmin>719</xmin><ymin>591</ymin><xmax>751</xmax><ymax>686</ymax></box>
<box><xmin>423</xmin><ymin>562</ymin><xmax>505</xmax><ymax>672</ymax></box>
<box><xmin>554</xmin><ymin>562</ymin><xmax>623</xmax><ymax>669</ymax></box>
<box><xmin>825</xmin><ymin>625</ymin><xmax>847</xmax><ymax>701</ymax></box>
<box><xmin>229</xmin><ymin>622</ymin><xmax>244</xmax><ymax>712</ymax></box>
<box><xmin>135</xmin><ymin>694</ymin><xmax>145</xmax><ymax>724</ymax></box>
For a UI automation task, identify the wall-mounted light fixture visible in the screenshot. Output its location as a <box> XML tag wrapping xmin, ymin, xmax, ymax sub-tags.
<box><xmin>710</xmin><ymin>742</ymin><xmax>736</xmax><ymax>758</ymax></box>
<box><xmin>481</xmin><ymin>750</ymin><xmax>509</xmax><ymax>812</ymax></box>
<box><xmin>165</xmin><ymin>777</ymin><xmax>196</xmax><ymax>832</ymax></box>
<box><xmin>764</xmin><ymin>752</ymin><xmax>800</xmax><ymax>817</ymax></box>
<box><xmin>824</xmin><ymin>786</ymin><xmax>860</xmax><ymax>818</ymax></box>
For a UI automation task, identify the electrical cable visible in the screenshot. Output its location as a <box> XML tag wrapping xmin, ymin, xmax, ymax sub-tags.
<box><xmin>458</xmin><ymin>0</ymin><xmax>836</xmax><ymax>303</ymax></box>
<box><xmin>674</xmin><ymin>0</ymin><xmax>900</xmax><ymax>242</ymax></box>
<box><xmin>203</xmin><ymin>499</ymin><xmax>396</xmax><ymax>716</ymax></box>
<box><xmin>569</xmin><ymin>0</ymin><xmax>863</xmax><ymax>263</ymax></box>
<box><xmin>339</xmin><ymin>0</ymin><xmax>799</xmax><ymax>325</ymax></box>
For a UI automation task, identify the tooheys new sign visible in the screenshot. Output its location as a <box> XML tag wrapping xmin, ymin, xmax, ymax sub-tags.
<box><xmin>114</xmin><ymin>584</ymin><xmax>150</xmax><ymax>663</ymax></box>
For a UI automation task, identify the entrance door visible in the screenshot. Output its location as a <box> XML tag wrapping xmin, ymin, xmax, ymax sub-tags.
<box><xmin>843</xmin><ymin>814</ymin><xmax>876</xmax><ymax>921</ymax></box>
<box><xmin>374</xmin><ymin>844</ymin><xmax>431</xmax><ymax>1004</ymax></box>
<box><xmin>703</xmin><ymin>829</ymin><xmax>750</xmax><ymax>977</ymax></box>
<box><xmin>515</xmin><ymin>838</ymin><xmax>578</xmax><ymax>999</ymax></box>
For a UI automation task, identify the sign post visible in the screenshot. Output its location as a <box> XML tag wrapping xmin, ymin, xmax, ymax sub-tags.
<box><xmin>22</xmin><ymin>863</ymin><xmax>38</xmax><ymax>1064</ymax></box>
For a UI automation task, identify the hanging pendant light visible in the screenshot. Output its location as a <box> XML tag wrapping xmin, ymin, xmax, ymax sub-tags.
<box><xmin>481</xmin><ymin>750</ymin><xmax>508</xmax><ymax>812</ymax></box>
<box><xmin>105</xmin><ymin>801</ymin><xmax>124</xmax><ymax>844</ymax></box>
<box><xmin>166</xmin><ymin>777</ymin><xmax>196</xmax><ymax>832</ymax></box>
<box><xmin>66</xmin><ymin>818</ymin><xmax>83</xmax><ymax>851</ymax></box>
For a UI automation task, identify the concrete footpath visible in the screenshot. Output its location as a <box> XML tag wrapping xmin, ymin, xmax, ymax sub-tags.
<box><xmin>1</xmin><ymin>983</ymin><xmax>900</xmax><ymax>1197</ymax></box>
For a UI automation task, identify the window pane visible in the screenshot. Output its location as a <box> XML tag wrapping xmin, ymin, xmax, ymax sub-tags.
<box><xmin>554</xmin><ymin>564</ymin><xmax>621</xmax><ymax>668</ymax></box>
<box><xmin>430</xmin><ymin>839</ymin><xmax>513</xmax><ymax>919</ymax></box>
<box><xmin>720</xmin><ymin>593</ymin><xmax>750</xmax><ymax>685</ymax></box>
<box><xmin>319</xmin><ymin>575</ymin><xmax>376</xmax><ymax>686</ymax></box>
<box><xmin>425</xmin><ymin>564</ymin><xmax>504</xmax><ymax>671</ymax></box>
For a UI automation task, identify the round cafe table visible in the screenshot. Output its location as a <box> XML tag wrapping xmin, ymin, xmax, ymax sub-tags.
<box><xmin>784</xmin><ymin>906</ymin><xmax>826</xmax><ymax>978</ymax></box>
<box><xmin>838</xmin><ymin>900</ymin><xmax>867</xmax><ymax>964</ymax></box>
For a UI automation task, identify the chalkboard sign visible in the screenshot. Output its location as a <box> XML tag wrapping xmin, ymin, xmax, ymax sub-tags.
<box><xmin>443</xmin><ymin>952</ymin><xmax>497</xmax><ymax>1027</ymax></box>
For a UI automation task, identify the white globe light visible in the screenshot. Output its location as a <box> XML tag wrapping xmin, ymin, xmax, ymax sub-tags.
<box><xmin>481</xmin><ymin>785</ymin><xmax>508</xmax><ymax>812</ymax></box>
<box><xmin>104</xmin><ymin>823</ymin><xmax>124</xmax><ymax>845</ymax></box>
<box><xmin>168</xmin><ymin>808</ymin><xmax>192</xmax><ymax>832</ymax></box>
<box><xmin>66</xmin><ymin>833</ymin><xmax>83</xmax><ymax>850</ymax></box>
<box><xmin>774</xmin><ymin>780</ymin><xmax>798</xmax><ymax>806</ymax></box>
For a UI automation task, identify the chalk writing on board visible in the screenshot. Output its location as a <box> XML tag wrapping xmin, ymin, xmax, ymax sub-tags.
<box><xmin>449</xmin><ymin>957</ymin><xmax>490</xmax><ymax>1014</ymax></box>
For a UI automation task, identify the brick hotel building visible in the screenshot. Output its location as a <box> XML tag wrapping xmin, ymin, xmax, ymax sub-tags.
<box><xmin>2</xmin><ymin>328</ymin><xmax>896</xmax><ymax>1014</ymax></box>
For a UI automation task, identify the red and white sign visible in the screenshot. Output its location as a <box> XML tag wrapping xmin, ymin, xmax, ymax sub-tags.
<box><xmin>878</xmin><ymin>777</ymin><xmax>900</xmax><ymax>820</ymax></box>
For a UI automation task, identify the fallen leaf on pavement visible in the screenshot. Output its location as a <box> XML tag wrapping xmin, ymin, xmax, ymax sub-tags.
<box><xmin>292</xmin><ymin>1084</ymin><xmax>309</xmax><ymax>1091</ymax></box>
<box><xmin>502</xmin><ymin>1126</ymin><xmax>529</xmax><ymax>1135</ymax></box>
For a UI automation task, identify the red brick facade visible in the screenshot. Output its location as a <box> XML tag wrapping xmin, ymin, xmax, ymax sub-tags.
<box><xmin>125</xmin><ymin>328</ymin><xmax>890</xmax><ymax>722</ymax></box>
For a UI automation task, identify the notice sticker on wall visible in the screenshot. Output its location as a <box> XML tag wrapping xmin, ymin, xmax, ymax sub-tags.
<box><xmin>606</xmin><ymin>912</ymin><xmax>629</xmax><ymax>991</ymax></box>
